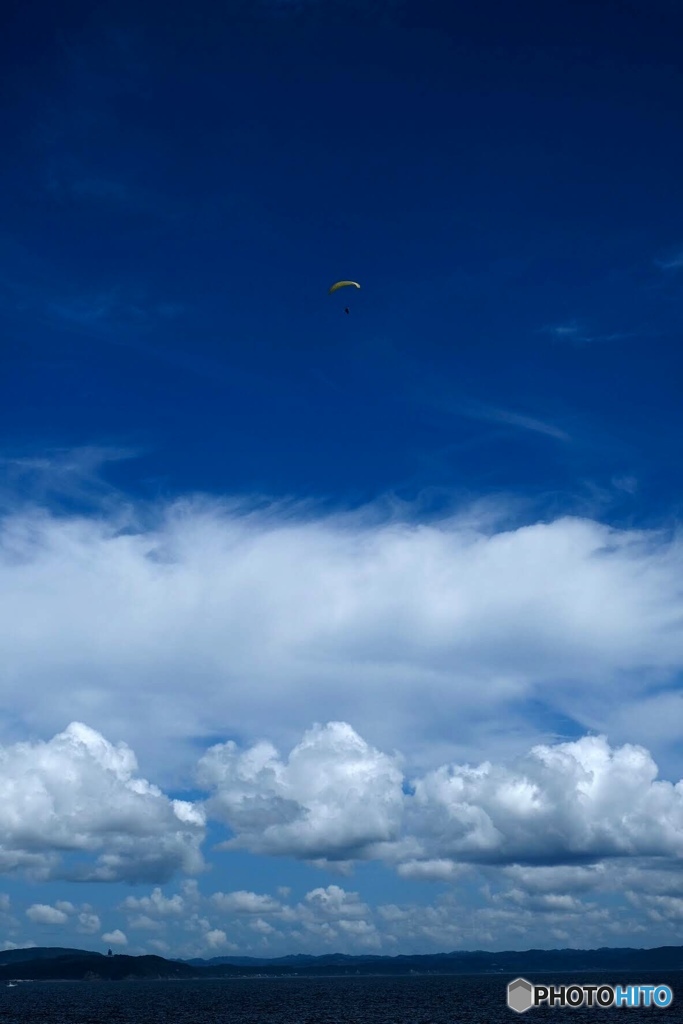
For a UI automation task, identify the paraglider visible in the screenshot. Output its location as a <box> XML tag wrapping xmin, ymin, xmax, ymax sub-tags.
<box><xmin>329</xmin><ymin>280</ymin><xmax>360</xmax><ymax>314</ymax></box>
<box><xmin>328</xmin><ymin>281</ymin><xmax>361</xmax><ymax>294</ymax></box>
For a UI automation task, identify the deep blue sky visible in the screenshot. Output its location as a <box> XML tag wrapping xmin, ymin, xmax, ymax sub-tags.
<box><xmin>3</xmin><ymin>0</ymin><xmax>683</xmax><ymax>512</ymax></box>
<box><xmin>1</xmin><ymin>0</ymin><xmax>683</xmax><ymax>959</ymax></box>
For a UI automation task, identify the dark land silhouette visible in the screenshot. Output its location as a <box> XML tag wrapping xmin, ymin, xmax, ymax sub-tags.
<box><xmin>0</xmin><ymin>945</ymin><xmax>682</xmax><ymax>981</ymax></box>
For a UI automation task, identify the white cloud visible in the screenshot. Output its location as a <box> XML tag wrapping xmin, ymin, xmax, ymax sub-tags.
<box><xmin>337</xmin><ymin>919</ymin><xmax>380</xmax><ymax>944</ymax></box>
<box><xmin>1</xmin><ymin>498</ymin><xmax>682</xmax><ymax>788</ymax></box>
<box><xmin>369</xmin><ymin>890</ymin><xmax>646</xmax><ymax>951</ymax></box>
<box><xmin>0</xmin><ymin>724</ymin><xmax>205</xmax><ymax>882</ymax></box>
<box><xmin>500</xmin><ymin>863</ymin><xmax>609</xmax><ymax>894</ymax></box>
<box><xmin>74</xmin><ymin>862</ymin><xmax>683</xmax><ymax>957</ymax></box>
<box><xmin>398</xmin><ymin>733</ymin><xmax>683</xmax><ymax>868</ymax></box>
<box><xmin>199</xmin><ymin>726</ymin><xmax>683</xmax><ymax>874</ymax></box>
<box><xmin>641</xmin><ymin>896</ymin><xmax>683</xmax><ymax>921</ymax></box>
<box><xmin>130</xmin><ymin>881</ymin><xmax>383</xmax><ymax>955</ymax></box>
<box><xmin>128</xmin><ymin>915</ymin><xmax>163</xmax><ymax>931</ymax></box>
<box><xmin>205</xmin><ymin>928</ymin><xmax>230</xmax><ymax>949</ymax></box>
<box><xmin>76</xmin><ymin>912</ymin><xmax>101</xmax><ymax>934</ymax></box>
<box><xmin>102</xmin><ymin>929</ymin><xmax>127</xmax><ymax>946</ymax></box>
<box><xmin>1</xmin><ymin>712</ymin><xmax>679</xmax><ymax>913</ymax></box>
<box><xmin>395</xmin><ymin>859</ymin><xmax>468</xmax><ymax>882</ymax></box>
<box><xmin>0</xmin><ymin>494</ymin><xmax>683</xmax><ymax>951</ymax></box>
<box><xmin>250</xmin><ymin>918</ymin><xmax>276</xmax><ymax>935</ymax></box>
<box><xmin>200</xmin><ymin>722</ymin><xmax>403</xmax><ymax>862</ymax></box>
<box><xmin>211</xmin><ymin>891</ymin><xmax>281</xmax><ymax>915</ymax></box>
<box><xmin>24</xmin><ymin>899</ymin><xmax>99</xmax><ymax>935</ymax></box>
<box><xmin>26</xmin><ymin>903</ymin><xmax>68</xmax><ymax>925</ymax></box>
<box><xmin>121</xmin><ymin>888</ymin><xmax>185</xmax><ymax>917</ymax></box>
<box><xmin>304</xmin><ymin>886</ymin><xmax>370</xmax><ymax>919</ymax></box>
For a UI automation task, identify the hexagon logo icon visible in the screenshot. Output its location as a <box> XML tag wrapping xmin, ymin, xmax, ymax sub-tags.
<box><xmin>508</xmin><ymin>977</ymin><xmax>534</xmax><ymax>1013</ymax></box>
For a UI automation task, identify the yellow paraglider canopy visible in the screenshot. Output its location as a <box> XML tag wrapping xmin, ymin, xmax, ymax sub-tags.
<box><xmin>328</xmin><ymin>280</ymin><xmax>361</xmax><ymax>294</ymax></box>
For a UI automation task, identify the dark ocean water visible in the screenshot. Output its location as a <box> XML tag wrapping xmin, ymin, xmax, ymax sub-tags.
<box><xmin>0</xmin><ymin>973</ymin><xmax>680</xmax><ymax>1023</ymax></box>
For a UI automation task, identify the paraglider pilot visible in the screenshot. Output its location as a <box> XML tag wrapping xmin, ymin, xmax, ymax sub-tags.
<box><xmin>329</xmin><ymin>281</ymin><xmax>360</xmax><ymax>314</ymax></box>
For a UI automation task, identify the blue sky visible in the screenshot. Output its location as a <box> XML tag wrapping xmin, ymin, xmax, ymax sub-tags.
<box><xmin>1</xmin><ymin>0</ymin><xmax>683</xmax><ymax>958</ymax></box>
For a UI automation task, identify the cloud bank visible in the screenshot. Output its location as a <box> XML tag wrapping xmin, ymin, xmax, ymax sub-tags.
<box><xmin>0</xmin><ymin>717</ymin><xmax>678</xmax><ymax>953</ymax></box>
<box><xmin>1</xmin><ymin>496</ymin><xmax>682</xmax><ymax>784</ymax></box>
<box><xmin>0</xmin><ymin>720</ymin><xmax>680</xmax><ymax>886</ymax></box>
<box><xmin>0</xmin><ymin>493</ymin><xmax>682</xmax><ymax>950</ymax></box>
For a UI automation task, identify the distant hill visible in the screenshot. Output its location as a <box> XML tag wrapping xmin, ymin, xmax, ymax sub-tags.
<box><xmin>1</xmin><ymin>945</ymin><xmax>681</xmax><ymax>981</ymax></box>
<box><xmin>0</xmin><ymin>947</ymin><xmax>98</xmax><ymax>965</ymax></box>
<box><xmin>183</xmin><ymin>946</ymin><xmax>683</xmax><ymax>975</ymax></box>
<box><xmin>184</xmin><ymin>952</ymin><xmax>389</xmax><ymax>967</ymax></box>
<box><xmin>0</xmin><ymin>953</ymin><xmax>197</xmax><ymax>982</ymax></box>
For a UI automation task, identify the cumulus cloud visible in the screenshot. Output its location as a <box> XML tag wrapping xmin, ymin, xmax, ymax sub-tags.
<box><xmin>304</xmin><ymin>886</ymin><xmax>370</xmax><ymax>919</ymax></box>
<box><xmin>638</xmin><ymin>896</ymin><xmax>683</xmax><ymax>922</ymax></box>
<box><xmin>2</xmin><ymin>716</ymin><xmax>681</xmax><ymax>928</ymax></box>
<box><xmin>0</xmin><ymin>724</ymin><xmax>205</xmax><ymax>882</ymax></box>
<box><xmin>26</xmin><ymin>903</ymin><xmax>68</xmax><ymax>925</ymax></box>
<box><xmin>102</xmin><ymin>929</ymin><xmax>127</xmax><ymax>946</ymax></box>
<box><xmin>76</xmin><ymin>912</ymin><xmax>101</xmax><ymax>934</ymax></box>
<box><xmin>121</xmin><ymin>888</ymin><xmax>185</xmax><ymax>916</ymax></box>
<box><xmin>395</xmin><ymin>859</ymin><xmax>468</xmax><ymax>882</ymax></box>
<box><xmin>113</xmin><ymin>881</ymin><xmax>382</xmax><ymax>956</ymax></box>
<box><xmin>205</xmin><ymin>928</ymin><xmax>229</xmax><ymax>949</ymax></box>
<box><xmin>250</xmin><ymin>918</ymin><xmax>277</xmax><ymax>935</ymax></box>
<box><xmin>128</xmin><ymin>915</ymin><xmax>163</xmax><ymax>931</ymax></box>
<box><xmin>262</xmin><ymin>885</ymin><xmax>380</xmax><ymax>950</ymax></box>
<box><xmin>500</xmin><ymin>863</ymin><xmax>609</xmax><ymax>894</ymax></box>
<box><xmin>371</xmin><ymin>889</ymin><xmax>646</xmax><ymax>951</ymax></box>
<box><xmin>199</xmin><ymin>725</ymin><xmax>683</xmax><ymax>875</ymax></box>
<box><xmin>1</xmin><ymin>493</ymin><xmax>683</xmax><ymax>951</ymax></box>
<box><xmin>23</xmin><ymin>898</ymin><xmax>99</xmax><ymax>936</ymax></box>
<box><xmin>200</xmin><ymin>722</ymin><xmax>403</xmax><ymax>861</ymax></box>
<box><xmin>0</xmin><ymin>498</ymin><xmax>682</xmax><ymax>787</ymax></box>
<box><xmin>398</xmin><ymin>734</ymin><xmax>683</xmax><ymax>868</ymax></box>
<box><xmin>211</xmin><ymin>891</ymin><xmax>281</xmax><ymax>915</ymax></box>
<box><xmin>65</xmin><ymin>862</ymin><xmax>683</xmax><ymax>958</ymax></box>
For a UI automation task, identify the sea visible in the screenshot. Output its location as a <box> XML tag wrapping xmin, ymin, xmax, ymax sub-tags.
<box><xmin>0</xmin><ymin>973</ymin><xmax>681</xmax><ymax>1023</ymax></box>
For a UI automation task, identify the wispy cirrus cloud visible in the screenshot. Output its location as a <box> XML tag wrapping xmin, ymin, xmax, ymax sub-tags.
<box><xmin>453</xmin><ymin>399</ymin><xmax>571</xmax><ymax>441</ymax></box>
<box><xmin>654</xmin><ymin>248</ymin><xmax>683</xmax><ymax>272</ymax></box>
<box><xmin>0</xmin><ymin>245</ymin><xmax>186</xmax><ymax>338</ymax></box>
<box><xmin>542</xmin><ymin>322</ymin><xmax>627</xmax><ymax>346</ymax></box>
<box><xmin>388</xmin><ymin>344</ymin><xmax>573</xmax><ymax>444</ymax></box>
<box><xmin>0</xmin><ymin>445</ymin><xmax>140</xmax><ymax>514</ymax></box>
